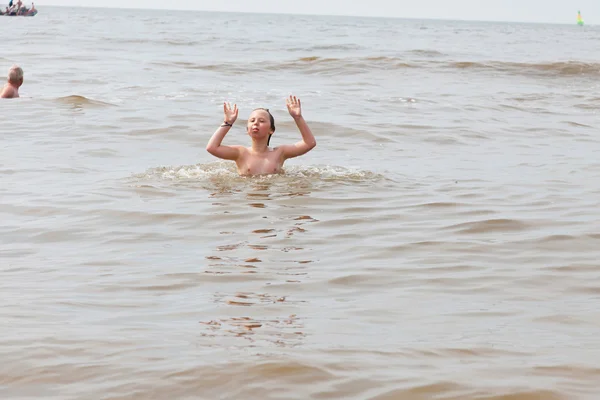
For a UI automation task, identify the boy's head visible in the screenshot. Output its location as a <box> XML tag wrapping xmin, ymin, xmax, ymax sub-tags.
<box><xmin>8</xmin><ymin>65</ymin><xmax>23</xmax><ymax>87</ymax></box>
<box><xmin>247</xmin><ymin>108</ymin><xmax>276</xmax><ymax>145</ymax></box>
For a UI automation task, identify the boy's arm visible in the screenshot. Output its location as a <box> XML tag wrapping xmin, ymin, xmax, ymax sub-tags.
<box><xmin>206</xmin><ymin>102</ymin><xmax>242</xmax><ymax>160</ymax></box>
<box><xmin>206</xmin><ymin>123</ymin><xmax>242</xmax><ymax>161</ymax></box>
<box><xmin>280</xmin><ymin>115</ymin><xmax>317</xmax><ymax>160</ymax></box>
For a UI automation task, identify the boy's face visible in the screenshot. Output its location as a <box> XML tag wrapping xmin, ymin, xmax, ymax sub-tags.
<box><xmin>247</xmin><ymin>110</ymin><xmax>273</xmax><ymax>140</ymax></box>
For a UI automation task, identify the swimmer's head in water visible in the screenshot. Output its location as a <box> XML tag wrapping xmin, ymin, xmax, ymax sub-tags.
<box><xmin>8</xmin><ymin>65</ymin><xmax>23</xmax><ymax>85</ymax></box>
<box><xmin>247</xmin><ymin>108</ymin><xmax>275</xmax><ymax>146</ymax></box>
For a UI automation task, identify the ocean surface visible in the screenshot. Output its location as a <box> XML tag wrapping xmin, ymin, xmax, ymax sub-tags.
<box><xmin>1</xmin><ymin>6</ymin><xmax>600</xmax><ymax>399</ymax></box>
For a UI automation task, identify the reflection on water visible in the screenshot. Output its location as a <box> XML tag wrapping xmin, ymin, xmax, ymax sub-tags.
<box><xmin>200</xmin><ymin>314</ymin><xmax>305</xmax><ymax>347</ymax></box>
<box><xmin>197</xmin><ymin>178</ymin><xmax>318</xmax><ymax>349</ymax></box>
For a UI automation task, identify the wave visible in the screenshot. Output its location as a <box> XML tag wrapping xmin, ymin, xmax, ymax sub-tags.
<box><xmin>408</xmin><ymin>49</ymin><xmax>446</xmax><ymax>57</ymax></box>
<box><xmin>444</xmin><ymin>218</ymin><xmax>530</xmax><ymax>234</ymax></box>
<box><xmin>447</xmin><ymin>60</ymin><xmax>600</xmax><ymax>76</ymax></box>
<box><xmin>130</xmin><ymin>163</ymin><xmax>385</xmax><ymax>187</ymax></box>
<box><xmin>287</xmin><ymin>43</ymin><xmax>364</xmax><ymax>52</ymax></box>
<box><xmin>151</xmin><ymin>56</ymin><xmax>416</xmax><ymax>75</ymax></box>
<box><xmin>102</xmin><ymin>37</ymin><xmax>205</xmax><ymax>47</ymax></box>
<box><xmin>166</xmin><ymin>39</ymin><xmax>203</xmax><ymax>46</ymax></box>
<box><xmin>268</xmin><ymin>56</ymin><xmax>416</xmax><ymax>74</ymax></box>
<box><xmin>574</xmin><ymin>97</ymin><xmax>600</xmax><ymax>110</ymax></box>
<box><xmin>152</xmin><ymin>56</ymin><xmax>600</xmax><ymax>77</ymax></box>
<box><xmin>54</xmin><ymin>95</ymin><xmax>115</xmax><ymax>108</ymax></box>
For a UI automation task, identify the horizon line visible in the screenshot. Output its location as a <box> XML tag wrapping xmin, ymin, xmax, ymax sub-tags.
<box><xmin>40</xmin><ymin>4</ymin><xmax>586</xmax><ymax>26</ymax></box>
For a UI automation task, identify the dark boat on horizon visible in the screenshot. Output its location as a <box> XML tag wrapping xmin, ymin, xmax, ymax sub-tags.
<box><xmin>1</xmin><ymin>7</ymin><xmax>37</xmax><ymax>16</ymax></box>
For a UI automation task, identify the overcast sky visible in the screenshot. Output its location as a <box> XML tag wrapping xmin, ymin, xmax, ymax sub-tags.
<box><xmin>42</xmin><ymin>1</ymin><xmax>597</xmax><ymax>24</ymax></box>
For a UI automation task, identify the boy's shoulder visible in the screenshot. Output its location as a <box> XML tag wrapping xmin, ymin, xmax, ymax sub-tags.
<box><xmin>0</xmin><ymin>85</ymin><xmax>15</xmax><ymax>98</ymax></box>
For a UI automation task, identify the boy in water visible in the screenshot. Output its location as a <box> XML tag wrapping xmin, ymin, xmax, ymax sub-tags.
<box><xmin>1</xmin><ymin>65</ymin><xmax>23</xmax><ymax>99</ymax></box>
<box><xmin>206</xmin><ymin>95</ymin><xmax>317</xmax><ymax>176</ymax></box>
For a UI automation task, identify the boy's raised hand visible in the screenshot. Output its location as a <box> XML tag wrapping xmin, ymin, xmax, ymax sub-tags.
<box><xmin>223</xmin><ymin>102</ymin><xmax>239</xmax><ymax>124</ymax></box>
<box><xmin>286</xmin><ymin>95</ymin><xmax>302</xmax><ymax>119</ymax></box>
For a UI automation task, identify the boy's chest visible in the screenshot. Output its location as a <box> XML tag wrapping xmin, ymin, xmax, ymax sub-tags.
<box><xmin>238</xmin><ymin>151</ymin><xmax>283</xmax><ymax>175</ymax></box>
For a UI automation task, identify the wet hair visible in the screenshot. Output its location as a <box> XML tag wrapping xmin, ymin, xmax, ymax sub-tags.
<box><xmin>8</xmin><ymin>65</ymin><xmax>23</xmax><ymax>83</ymax></box>
<box><xmin>253</xmin><ymin>108</ymin><xmax>275</xmax><ymax>146</ymax></box>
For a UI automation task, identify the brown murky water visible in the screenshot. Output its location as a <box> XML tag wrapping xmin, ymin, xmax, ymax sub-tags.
<box><xmin>1</xmin><ymin>6</ymin><xmax>600</xmax><ymax>399</ymax></box>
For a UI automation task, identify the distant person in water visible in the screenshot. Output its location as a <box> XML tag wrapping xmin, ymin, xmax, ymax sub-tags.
<box><xmin>24</xmin><ymin>2</ymin><xmax>35</xmax><ymax>15</ymax></box>
<box><xmin>1</xmin><ymin>65</ymin><xmax>23</xmax><ymax>99</ymax></box>
<box><xmin>206</xmin><ymin>95</ymin><xmax>317</xmax><ymax>176</ymax></box>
